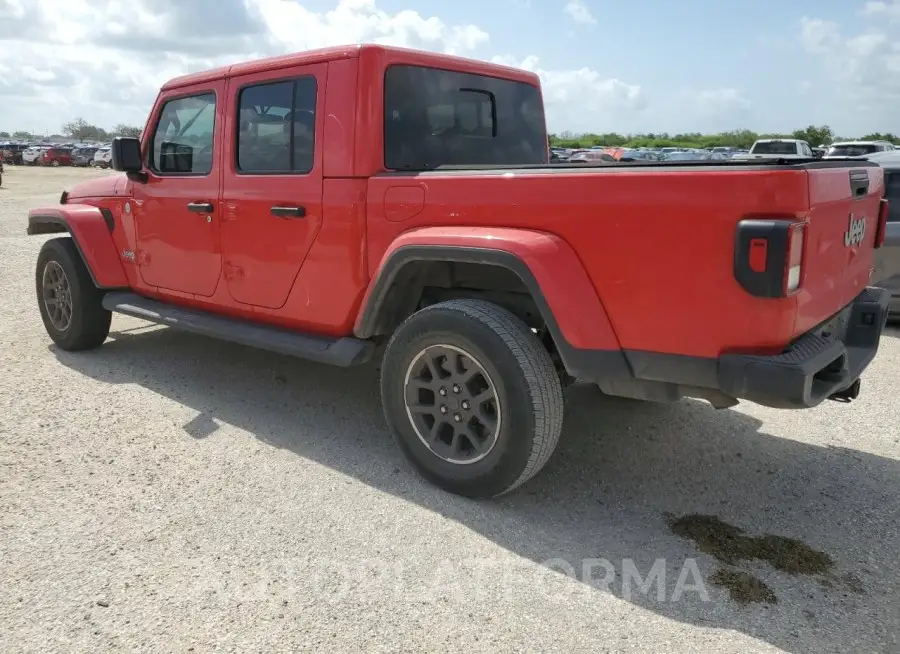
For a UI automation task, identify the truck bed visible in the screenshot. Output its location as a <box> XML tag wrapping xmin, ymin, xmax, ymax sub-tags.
<box><xmin>368</xmin><ymin>158</ymin><xmax>883</xmax><ymax>359</ymax></box>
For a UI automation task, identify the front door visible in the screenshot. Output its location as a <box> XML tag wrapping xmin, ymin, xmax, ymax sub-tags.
<box><xmin>219</xmin><ymin>64</ymin><xmax>325</xmax><ymax>309</ymax></box>
<box><xmin>134</xmin><ymin>82</ymin><xmax>224</xmax><ymax>296</ymax></box>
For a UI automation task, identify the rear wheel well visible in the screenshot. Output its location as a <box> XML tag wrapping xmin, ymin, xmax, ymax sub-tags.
<box><xmin>365</xmin><ymin>260</ymin><xmax>558</xmax><ymax>359</ymax></box>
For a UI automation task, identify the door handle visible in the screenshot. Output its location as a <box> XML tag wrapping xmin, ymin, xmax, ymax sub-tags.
<box><xmin>187</xmin><ymin>201</ymin><xmax>213</xmax><ymax>213</ymax></box>
<box><xmin>271</xmin><ymin>205</ymin><xmax>306</xmax><ymax>218</ymax></box>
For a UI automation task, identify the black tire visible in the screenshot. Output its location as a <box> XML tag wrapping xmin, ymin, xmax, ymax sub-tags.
<box><xmin>35</xmin><ymin>237</ymin><xmax>111</xmax><ymax>351</ymax></box>
<box><xmin>381</xmin><ymin>299</ymin><xmax>564</xmax><ymax>498</ymax></box>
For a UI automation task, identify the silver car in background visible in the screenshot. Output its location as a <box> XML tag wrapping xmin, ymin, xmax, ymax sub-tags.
<box><xmin>866</xmin><ymin>150</ymin><xmax>900</xmax><ymax>316</ymax></box>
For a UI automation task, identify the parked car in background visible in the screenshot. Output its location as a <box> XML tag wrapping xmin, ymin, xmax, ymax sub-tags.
<box><xmin>1</xmin><ymin>143</ymin><xmax>28</xmax><ymax>164</ymax></box>
<box><xmin>91</xmin><ymin>146</ymin><xmax>112</xmax><ymax>168</ymax></box>
<box><xmin>735</xmin><ymin>139</ymin><xmax>814</xmax><ymax>160</ymax></box>
<box><xmin>663</xmin><ymin>151</ymin><xmax>710</xmax><ymax>161</ymax></box>
<box><xmin>620</xmin><ymin>149</ymin><xmax>665</xmax><ymax>161</ymax></box>
<box><xmin>71</xmin><ymin>146</ymin><xmax>99</xmax><ymax>166</ymax></box>
<box><xmin>865</xmin><ymin>150</ymin><xmax>900</xmax><ymax>317</ymax></box>
<box><xmin>0</xmin><ymin>156</ymin><xmax>4</xmax><ymax>186</ymax></box>
<box><xmin>568</xmin><ymin>150</ymin><xmax>616</xmax><ymax>163</ymax></box>
<box><xmin>39</xmin><ymin>147</ymin><xmax>73</xmax><ymax>166</ymax></box>
<box><xmin>822</xmin><ymin>141</ymin><xmax>895</xmax><ymax>159</ymax></box>
<box><xmin>22</xmin><ymin>146</ymin><xmax>46</xmax><ymax>165</ymax></box>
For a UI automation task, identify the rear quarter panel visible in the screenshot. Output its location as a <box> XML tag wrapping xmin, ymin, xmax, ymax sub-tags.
<box><xmin>367</xmin><ymin>167</ymin><xmax>813</xmax><ymax>358</ymax></box>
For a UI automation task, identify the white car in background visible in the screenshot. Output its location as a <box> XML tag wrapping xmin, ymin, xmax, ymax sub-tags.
<box><xmin>91</xmin><ymin>146</ymin><xmax>112</xmax><ymax>168</ymax></box>
<box><xmin>733</xmin><ymin>138</ymin><xmax>814</xmax><ymax>160</ymax></box>
<box><xmin>22</xmin><ymin>146</ymin><xmax>47</xmax><ymax>165</ymax></box>
<box><xmin>822</xmin><ymin>140</ymin><xmax>896</xmax><ymax>159</ymax></box>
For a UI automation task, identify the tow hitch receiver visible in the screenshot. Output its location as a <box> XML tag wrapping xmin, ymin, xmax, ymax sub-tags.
<box><xmin>828</xmin><ymin>379</ymin><xmax>861</xmax><ymax>403</ymax></box>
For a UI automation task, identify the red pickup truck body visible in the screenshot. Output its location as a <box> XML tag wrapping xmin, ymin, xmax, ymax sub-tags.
<box><xmin>27</xmin><ymin>44</ymin><xmax>892</xmax><ymax>497</ymax></box>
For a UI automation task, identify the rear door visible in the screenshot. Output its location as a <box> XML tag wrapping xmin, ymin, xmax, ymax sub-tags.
<box><xmin>873</xmin><ymin>167</ymin><xmax>900</xmax><ymax>305</ymax></box>
<box><xmin>219</xmin><ymin>63</ymin><xmax>325</xmax><ymax>309</ymax></box>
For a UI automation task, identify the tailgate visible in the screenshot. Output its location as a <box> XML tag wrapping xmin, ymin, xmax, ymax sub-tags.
<box><xmin>795</xmin><ymin>163</ymin><xmax>884</xmax><ymax>334</ymax></box>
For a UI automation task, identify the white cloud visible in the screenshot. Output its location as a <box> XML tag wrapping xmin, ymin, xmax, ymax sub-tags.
<box><xmin>862</xmin><ymin>0</ymin><xmax>900</xmax><ymax>21</ymax></box>
<box><xmin>492</xmin><ymin>54</ymin><xmax>644</xmax><ymax>133</ymax></box>
<box><xmin>563</xmin><ymin>0</ymin><xmax>596</xmax><ymax>25</ymax></box>
<box><xmin>800</xmin><ymin>13</ymin><xmax>900</xmax><ymax>128</ymax></box>
<box><xmin>0</xmin><ymin>0</ymin><xmax>640</xmax><ymax>135</ymax></box>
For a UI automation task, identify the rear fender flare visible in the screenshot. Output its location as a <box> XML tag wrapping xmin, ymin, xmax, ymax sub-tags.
<box><xmin>354</xmin><ymin>227</ymin><xmax>630</xmax><ymax>380</ymax></box>
<box><xmin>27</xmin><ymin>204</ymin><xmax>128</xmax><ymax>289</ymax></box>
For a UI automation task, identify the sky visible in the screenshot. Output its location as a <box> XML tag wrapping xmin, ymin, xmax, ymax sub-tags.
<box><xmin>1</xmin><ymin>0</ymin><xmax>899</xmax><ymax>137</ymax></box>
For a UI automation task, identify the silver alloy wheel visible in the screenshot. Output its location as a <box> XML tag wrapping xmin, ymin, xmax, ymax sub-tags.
<box><xmin>42</xmin><ymin>261</ymin><xmax>73</xmax><ymax>331</ymax></box>
<box><xmin>403</xmin><ymin>343</ymin><xmax>502</xmax><ymax>464</ymax></box>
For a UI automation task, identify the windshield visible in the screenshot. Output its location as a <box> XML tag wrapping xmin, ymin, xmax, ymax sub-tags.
<box><xmin>826</xmin><ymin>144</ymin><xmax>880</xmax><ymax>156</ymax></box>
<box><xmin>751</xmin><ymin>141</ymin><xmax>798</xmax><ymax>155</ymax></box>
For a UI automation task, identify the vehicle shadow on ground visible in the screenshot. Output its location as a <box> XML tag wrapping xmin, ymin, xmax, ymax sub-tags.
<box><xmin>54</xmin><ymin>326</ymin><xmax>899</xmax><ymax>654</ymax></box>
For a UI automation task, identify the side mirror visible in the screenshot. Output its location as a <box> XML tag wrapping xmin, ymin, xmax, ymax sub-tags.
<box><xmin>111</xmin><ymin>136</ymin><xmax>142</xmax><ymax>174</ymax></box>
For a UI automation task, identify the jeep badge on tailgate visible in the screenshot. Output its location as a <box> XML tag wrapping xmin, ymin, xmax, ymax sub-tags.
<box><xmin>845</xmin><ymin>213</ymin><xmax>866</xmax><ymax>247</ymax></box>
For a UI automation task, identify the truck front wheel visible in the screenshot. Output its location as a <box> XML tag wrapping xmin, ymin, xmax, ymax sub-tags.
<box><xmin>36</xmin><ymin>237</ymin><xmax>112</xmax><ymax>351</ymax></box>
<box><xmin>380</xmin><ymin>299</ymin><xmax>564</xmax><ymax>498</ymax></box>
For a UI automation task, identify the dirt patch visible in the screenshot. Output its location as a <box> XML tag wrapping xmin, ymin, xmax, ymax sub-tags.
<box><xmin>711</xmin><ymin>568</ymin><xmax>777</xmax><ymax>605</ymax></box>
<box><xmin>667</xmin><ymin>514</ymin><xmax>833</xmax><ymax>575</ymax></box>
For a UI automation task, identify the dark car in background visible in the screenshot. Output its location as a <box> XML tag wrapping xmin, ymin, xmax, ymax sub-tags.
<box><xmin>1</xmin><ymin>143</ymin><xmax>28</xmax><ymax>165</ymax></box>
<box><xmin>71</xmin><ymin>146</ymin><xmax>99</xmax><ymax>166</ymax></box>
<box><xmin>866</xmin><ymin>151</ymin><xmax>900</xmax><ymax>317</ymax></box>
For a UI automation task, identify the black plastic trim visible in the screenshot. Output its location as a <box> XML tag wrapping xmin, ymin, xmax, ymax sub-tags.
<box><xmin>733</xmin><ymin>219</ymin><xmax>794</xmax><ymax>298</ymax></box>
<box><xmin>376</xmin><ymin>158</ymin><xmax>880</xmax><ymax>175</ymax></box>
<box><xmin>717</xmin><ymin>286</ymin><xmax>889</xmax><ymax>408</ymax></box>
<box><xmin>355</xmin><ymin>244</ymin><xmax>633</xmax><ymax>382</ymax></box>
<box><xmin>103</xmin><ymin>291</ymin><xmax>375</xmax><ymax>367</ymax></box>
<box><xmin>99</xmin><ymin>207</ymin><xmax>115</xmax><ymax>233</ymax></box>
<box><xmin>849</xmin><ymin>168</ymin><xmax>869</xmax><ymax>198</ymax></box>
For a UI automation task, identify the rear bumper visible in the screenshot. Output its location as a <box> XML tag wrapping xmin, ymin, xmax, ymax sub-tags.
<box><xmin>717</xmin><ymin>286</ymin><xmax>890</xmax><ymax>408</ymax></box>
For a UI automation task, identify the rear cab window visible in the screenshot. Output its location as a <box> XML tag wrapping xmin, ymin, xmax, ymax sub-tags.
<box><xmin>150</xmin><ymin>92</ymin><xmax>217</xmax><ymax>175</ymax></box>
<box><xmin>383</xmin><ymin>64</ymin><xmax>548</xmax><ymax>169</ymax></box>
<box><xmin>826</xmin><ymin>144</ymin><xmax>880</xmax><ymax>157</ymax></box>
<box><xmin>751</xmin><ymin>141</ymin><xmax>800</xmax><ymax>155</ymax></box>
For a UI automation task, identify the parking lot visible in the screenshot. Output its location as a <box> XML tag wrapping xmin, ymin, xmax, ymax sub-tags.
<box><xmin>0</xmin><ymin>166</ymin><xmax>898</xmax><ymax>652</ymax></box>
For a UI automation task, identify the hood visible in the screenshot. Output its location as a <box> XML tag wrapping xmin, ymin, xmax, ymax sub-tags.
<box><xmin>65</xmin><ymin>173</ymin><xmax>128</xmax><ymax>200</ymax></box>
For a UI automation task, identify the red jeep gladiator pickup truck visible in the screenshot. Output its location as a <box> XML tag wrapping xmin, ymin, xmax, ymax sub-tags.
<box><xmin>27</xmin><ymin>44</ymin><xmax>891</xmax><ymax>498</ymax></box>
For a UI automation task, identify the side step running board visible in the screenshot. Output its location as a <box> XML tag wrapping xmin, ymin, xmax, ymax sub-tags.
<box><xmin>101</xmin><ymin>291</ymin><xmax>375</xmax><ymax>367</ymax></box>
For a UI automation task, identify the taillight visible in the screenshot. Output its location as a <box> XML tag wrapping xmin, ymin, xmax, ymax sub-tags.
<box><xmin>785</xmin><ymin>223</ymin><xmax>805</xmax><ymax>293</ymax></box>
<box><xmin>734</xmin><ymin>218</ymin><xmax>806</xmax><ymax>298</ymax></box>
<box><xmin>874</xmin><ymin>198</ymin><xmax>888</xmax><ymax>248</ymax></box>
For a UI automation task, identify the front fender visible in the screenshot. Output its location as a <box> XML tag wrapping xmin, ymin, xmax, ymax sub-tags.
<box><xmin>355</xmin><ymin>226</ymin><xmax>623</xmax><ymax>358</ymax></box>
<box><xmin>27</xmin><ymin>204</ymin><xmax>128</xmax><ymax>289</ymax></box>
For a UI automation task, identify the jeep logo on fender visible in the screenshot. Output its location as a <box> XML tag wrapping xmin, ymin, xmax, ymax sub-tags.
<box><xmin>844</xmin><ymin>213</ymin><xmax>866</xmax><ymax>247</ymax></box>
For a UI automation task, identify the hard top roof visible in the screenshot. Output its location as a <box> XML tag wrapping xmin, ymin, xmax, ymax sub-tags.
<box><xmin>162</xmin><ymin>43</ymin><xmax>540</xmax><ymax>91</ymax></box>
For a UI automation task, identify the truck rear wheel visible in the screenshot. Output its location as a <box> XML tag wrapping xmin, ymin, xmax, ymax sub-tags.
<box><xmin>36</xmin><ymin>237</ymin><xmax>111</xmax><ymax>351</ymax></box>
<box><xmin>380</xmin><ymin>299</ymin><xmax>564</xmax><ymax>498</ymax></box>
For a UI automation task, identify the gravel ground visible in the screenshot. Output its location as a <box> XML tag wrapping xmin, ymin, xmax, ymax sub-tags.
<box><xmin>1</xmin><ymin>166</ymin><xmax>898</xmax><ymax>653</ymax></box>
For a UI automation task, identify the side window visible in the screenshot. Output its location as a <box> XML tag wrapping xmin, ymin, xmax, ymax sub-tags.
<box><xmin>151</xmin><ymin>93</ymin><xmax>217</xmax><ymax>175</ymax></box>
<box><xmin>236</xmin><ymin>76</ymin><xmax>317</xmax><ymax>174</ymax></box>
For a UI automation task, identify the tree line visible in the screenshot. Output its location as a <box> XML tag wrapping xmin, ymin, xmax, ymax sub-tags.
<box><xmin>550</xmin><ymin>125</ymin><xmax>900</xmax><ymax>150</ymax></box>
<box><xmin>0</xmin><ymin>117</ymin><xmax>142</xmax><ymax>142</ymax></box>
<box><xmin>5</xmin><ymin>120</ymin><xmax>898</xmax><ymax>151</ymax></box>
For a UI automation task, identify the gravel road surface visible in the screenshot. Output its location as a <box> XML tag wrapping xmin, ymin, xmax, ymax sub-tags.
<box><xmin>1</xmin><ymin>166</ymin><xmax>898</xmax><ymax>652</ymax></box>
